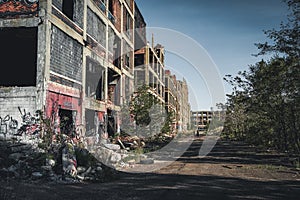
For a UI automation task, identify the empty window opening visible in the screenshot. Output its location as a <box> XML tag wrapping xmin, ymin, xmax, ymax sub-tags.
<box><xmin>86</xmin><ymin>57</ymin><xmax>105</xmax><ymax>101</ymax></box>
<box><xmin>107</xmin><ymin>109</ymin><xmax>116</xmax><ymax>138</ymax></box>
<box><xmin>113</xmin><ymin>36</ymin><xmax>121</xmax><ymax>68</ymax></box>
<box><xmin>62</xmin><ymin>0</ymin><xmax>74</xmax><ymax>20</ymax></box>
<box><xmin>108</xmin><ymin>69</ymin><xmax>121</xmax><ymax>105</ymax></box>
<box><xmin>0</xmin><ymin>27</ymin><xmax>37</xmax><ymax>87</ymax></box>
<box><xmin>59</xmin><ymin>109</ymin><xmax>75</xmax><ymax>136</ymax></box>
<box><xmin>108</xmin><ymin>0</ymin><xmax>113</xmax><ymax>14</ymax></box>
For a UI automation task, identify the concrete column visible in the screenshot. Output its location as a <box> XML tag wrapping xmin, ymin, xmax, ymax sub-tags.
<box><xmin>36</xmin><ymin>0</ymin><xmax>52</xmax><ymax>112</ymax></box>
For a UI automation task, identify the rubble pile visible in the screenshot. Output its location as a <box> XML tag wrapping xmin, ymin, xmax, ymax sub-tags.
<box><xmin>0</xmin><ymin>131</ymin><xmax>175</xmax><ymax>183</ymax></box>
<box><xmin>0</xmin><ymin>136</ymin><xmax>119</xmax><ymax>184</ymax></box>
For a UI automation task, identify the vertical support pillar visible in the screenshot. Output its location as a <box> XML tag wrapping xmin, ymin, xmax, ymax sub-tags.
<box><xmin>81</xmin><ymin>0</ymin><xmax>88</xmax><ymax>125</ymax></box>
<box><xmin>36</xmin><ymin>0</ymin><xmax>52</xmax><ymax>112</ymax></box>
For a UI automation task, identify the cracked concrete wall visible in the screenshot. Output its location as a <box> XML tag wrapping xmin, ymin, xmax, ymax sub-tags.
<box><xmin>0</xmin><ymin>0</ymin><xmax>48</xmax><ymax>121</ymax></box>
<box><xmin>0</xmin><ymin>87</ymin><xmax>37</xmax><ymax>128</ymax></box>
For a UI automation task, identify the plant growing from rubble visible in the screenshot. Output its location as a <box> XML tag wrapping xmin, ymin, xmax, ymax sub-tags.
<box><xmin>38</xmin><ymin>111</ymin><xmax>55</xmax><ymax>152</ymax></box>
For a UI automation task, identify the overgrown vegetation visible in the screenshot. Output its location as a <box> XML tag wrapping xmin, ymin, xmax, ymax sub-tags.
<box><xmin>222</xmin><ymin>0</ymin><xmax>300</xmax><ymax>155</ymax></box>
<box><xmin>121</xmin><ymin>85</ymin><xmax>174</xmax><ymax>137</ymax></box>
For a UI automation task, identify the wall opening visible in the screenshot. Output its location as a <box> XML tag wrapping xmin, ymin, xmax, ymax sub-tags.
<box><xmin>59</xmin><ymin>109</ymin><xmax>75</xmax><ymax>136</ymax></box>
<box><xmin>107</xmin><ymin>109</ymin><xmax>116</xmax><ymax>137</ymax></box>
<box><xmin>0</xmin><ymin>27</ymin><xmax>37</xmax><ymax>87</ymax></box>
<box><xmin>86</xmin><ymin>57</ymin><xmax>105</xmax><ymax>101</ymax></box>
<box><xmin>62</xmin><ymin>0</ymin><xmax>74</xmax><ymax>20</ymax></box>
<box><xmin>108</xmin><ymin>69</ymin><xmax>121</xmax><ymax>105</ymax></box>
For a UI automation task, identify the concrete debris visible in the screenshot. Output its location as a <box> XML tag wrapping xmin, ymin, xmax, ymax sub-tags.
<box><xmin>76</xmin><ymin>166</ymin><xmax>86</xmax><ymax>174</ymax></box>
<box><xmin>1</xmin><ymin>129</ymin><xmax>162</xmax><ymax>184</ymax></box>
<box><xmin>140</xmin><ymin>158</ymin><xmax>154</xmax><ymax>165</ymax></box>
<box><xmin>32</xmin><ymin>172</ymin><xmax>43</xmax><ymax>177</ymax></box>
<box><xmin>46</xmin><ymin>158</ymin><xmax>55</xmax><ymax>167</ymax></box>
<box><xmin>8</xmin><ymin>153</ymin><xmax>23</xmax><ymax>161</ymax></box>
<box><xmin>104</xmin><ymin>143</ymin><xmax>121</xmax><ymax>151</ymax></box>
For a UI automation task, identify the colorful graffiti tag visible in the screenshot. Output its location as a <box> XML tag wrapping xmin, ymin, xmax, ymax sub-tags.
<box><xmin>0</xmin><ymin>0</ymin><xmax>39</xmax><ymax>17</ymax></box>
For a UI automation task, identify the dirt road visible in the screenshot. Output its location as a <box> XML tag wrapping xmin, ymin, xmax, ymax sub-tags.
<box><xmin>1</xmin><ymin>138</ymin><xmax>300</xmax><ymax>200</ymax></box>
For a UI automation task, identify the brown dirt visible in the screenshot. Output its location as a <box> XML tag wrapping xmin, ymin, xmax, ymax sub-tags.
<box><xmin>1</xmin><ymin>138</ymin><xmax>299</xmax><ymax>200</ymax></box>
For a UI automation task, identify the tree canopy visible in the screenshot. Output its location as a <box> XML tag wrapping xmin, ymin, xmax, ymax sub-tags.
<box><xmin>222</xmin><ymin>0</ymin><xmax>300</xmax><ymax>154</ymax></box>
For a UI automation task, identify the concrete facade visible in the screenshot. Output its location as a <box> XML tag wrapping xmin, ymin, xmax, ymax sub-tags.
<box><xmin>191</xmin><ymin>110</ymin><xmax>225</xmax><ymax>131</ymax></box>
<box><xmin>134</xmin><ymin>41</ymin><xmax>165</xmax><ymax>104</ymax></box>
<box><xmin>164</xmin><ymin>70</ymin><xmax>178</xmax><ymax>132</ymax></box>
<box><xmin>177</xmin><ymin>78</ymin><xmax>190</xmax><ymax>131</ymax></box>
<box><xmin>0</xmin><ymin>0</ymin><xmax>191</xmax><ymax>140</ymax></box>
<box><xmin>0</xmin><ymin>0</ymin><xmax>135</xmax><ymax>141</ymax></box>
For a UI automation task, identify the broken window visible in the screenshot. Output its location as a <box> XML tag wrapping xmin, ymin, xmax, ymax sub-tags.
<box><xmin>134</xmin><ymin>70</ymin><xmax>145</xmax><ymax>88</ymax></box>
<box><xmin>125</xmin><ymin>10</ymin><xmax>131</xmax><ymax>31</ymax></box>
<box><xmin>123</xmin><ymin>41</ymin><xmax>132</xmax><ymax>69</ymax></box>
<box><xmin>108</xmin><ymin>69</ymin><xmax>120</xmax><ymax>105</ymax></box>
<box><xmin>0</xmin><ymin>27</ymin><xmax>37</xmax><ymax>87</ymax></box>
<box><xmin>87</xmin><ymin>8</ymin><xmax>106</xmax><ymax>47</ymax></box>
<box><xmin>108</xmin><ymin>27</ymin><xmax>121</xmax><ymax>68</ymax></box>
<box><xmin>108</xmin><ymin>0</ymin><xmax>115</xmax><ymax>24</ymax></box>
<box><xmin>134</xmin><ymin>53</ymin><xmax>144</xmax><ymax>67</ymax></box>
<box><xmin>85</xmin><ymin>57</ymin><xmax>105</xmax><ymax>101</ymax></box>
<box><xmin>62</xmin><ymin>0</ymin><xmax>74</xmax><ymax>20</ymax></box>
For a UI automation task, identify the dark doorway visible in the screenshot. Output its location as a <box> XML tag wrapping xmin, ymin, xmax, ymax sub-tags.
<box><xmin>59</xmin><ymin>109</ymin><xmax>74</xmax><ymax>136</ymax></box>
<box><xmin>85</xmin><ymin>109</ymin><xmax>97</xmax><ymax>137</ymax></box>
<box><xmin>0</xmin><ymin>27</ymin><xmax>37</xmax><ymax>86</ymax></box>
<box><xmin>107</xmin><ymin>109</ymin><xmax>116</xmax><ymax>137</ymax></box>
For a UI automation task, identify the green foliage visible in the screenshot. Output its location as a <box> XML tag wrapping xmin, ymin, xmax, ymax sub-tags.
<box><xmin>131</xmin><ymin>85</ymin><xmax>160</xmax><ymax>126</ymax></box>
<box><xmin>75</xmin><ymin>147</ymin><xmax>97</xmax><ymax>167</ymax></box>
<box><xmin>223</xmin><ymin>0</ymin><xmax>300</xmax><ymax>154</ymax></box>
<box><xmin>123</xmin><ymin>85</ymin><xmax>166</xmax><ymax>137</ymax></box>
<box><xmin>161</xmin><ymin>110</ymin><xmax>174</xmax><ymax>134</ymax></box>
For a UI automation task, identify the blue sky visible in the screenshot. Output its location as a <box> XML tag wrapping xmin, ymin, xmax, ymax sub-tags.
<box><xmin>135</xmin><ymin>0</ymin><xmax>289</xmax><ymax>110</ymax></box>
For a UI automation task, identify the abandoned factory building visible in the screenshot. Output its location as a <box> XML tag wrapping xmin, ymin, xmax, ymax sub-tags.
<box><xmin>0</xmin><ymin>0</ymin><xmax>137</xmax><ymax>138</ymax></box>
<box><xmin>0</xmin><ymin>0</ymin><xmax>191</xmax><ymax>140</ymax></box>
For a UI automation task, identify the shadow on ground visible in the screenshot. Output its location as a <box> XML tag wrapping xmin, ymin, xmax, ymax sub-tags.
<box><xmin>1</xmin><ymin>138</ymin><xmax>299</xmax><ymax>200</ymax></box>
<box><xmin>1</xmin><ymin>172</ymin><xmax>300</xmax><ymax>200</ymax></box>
<box><xmin>178</xmin><ymin>139</ymin><xmax>298</xmax><ymax>168</ymax></box>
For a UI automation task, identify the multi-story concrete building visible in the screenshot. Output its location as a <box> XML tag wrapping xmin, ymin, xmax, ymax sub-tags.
<box><xmin>177</xmin><ymin>78</ymin><xmax>190</xmax><ymax>131</ymax></box>
<box><xmin>191</xmin><ymin>110</ymin><xmax>225</xmax><ymax>131</ymax></box>
<box><xmin>0</xmin><ymin>0</ymin><xmax>135</xmax><ymax>141</ymax></box>
<box><xmin>164</xmin><ymin>70</ymin><xmax>178</xmax><ymax>132</ymax></box>
<box><xmin>134</xmin><ymin>39</ymin><xmax>165</xmax><ymax>104</ymax></box>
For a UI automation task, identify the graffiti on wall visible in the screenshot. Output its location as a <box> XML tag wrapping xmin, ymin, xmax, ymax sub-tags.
<box><xmin>0</xmin><ymin>114</ymin><xmax>18</xmax><ymax>139</ymax></box>
<box><xmin>0</xmin><ymin>0</ymin><xmax>39</xmax><ymax>17</ymax></box>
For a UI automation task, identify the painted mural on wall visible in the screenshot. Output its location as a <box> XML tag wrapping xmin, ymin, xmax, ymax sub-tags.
<box><xmin>0</xmin><ymin>0</ymin><xmax>39</xmax><ymax>17</ymax></box>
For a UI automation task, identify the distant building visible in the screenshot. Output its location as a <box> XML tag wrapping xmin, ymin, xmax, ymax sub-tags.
<box><xmin>191</xmin><ymin>110</ymin><xmax>225</xmax><ymax>131</ymax></box>
<box><xmin>177</xmin><ymin>79</ymin><xmax>189</xmax><ymax>131</ymax></box>
<box><xmin>164</xmin><ymin>70</ymin><xmax>178</xmax><ymax>132</ymax></box>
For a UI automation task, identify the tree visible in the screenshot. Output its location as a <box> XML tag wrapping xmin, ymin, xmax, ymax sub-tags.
<box><xmin>223</xmin><ymin>0</ymin><xmax>300</xmax><ymax>153</ymax></box>
<box><xmin>121</xmin><ymin>85</ymin><xmax>166</xmax><ymax>138</ymax></box>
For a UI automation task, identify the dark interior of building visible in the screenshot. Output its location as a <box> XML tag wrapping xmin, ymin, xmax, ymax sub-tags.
<box><xmin>59</xmin><ymin>109</ymin><xmax>74</xmax><ymax>136</ymax></box>
<box><xmin>0</xmin><ymin>27</ymin><xmax>37</xmax><ymax>87</ymax></box>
